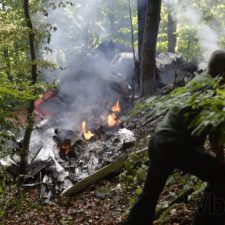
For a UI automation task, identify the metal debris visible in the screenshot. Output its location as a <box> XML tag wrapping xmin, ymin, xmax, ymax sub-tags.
<box><xmin>0</xmin><ymin>126</ymin><xmax>136</xmax><ymax>202</ymax></box>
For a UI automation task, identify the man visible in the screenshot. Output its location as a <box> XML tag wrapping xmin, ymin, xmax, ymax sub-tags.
<box><xmin>127</xmin><ymin>50</ymin><xmax>225</xmax><ymax>225</ymax></box>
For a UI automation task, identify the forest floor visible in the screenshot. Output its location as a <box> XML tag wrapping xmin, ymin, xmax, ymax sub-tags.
<box><xmin>1</xmin><ymin>175</ymin><xmax>199</xmax><ymax>225</ymax></box>
<box><xmin>0</xmin><ymin>97</ymin><xmax>205</xmax><ymax>225</ymax></box>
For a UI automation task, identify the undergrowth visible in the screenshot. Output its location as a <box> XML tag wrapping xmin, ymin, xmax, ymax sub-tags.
<box><xmin>131</xmin><ymin>76</ymin><xmax>225</xmax><ymax>144</ymax></box>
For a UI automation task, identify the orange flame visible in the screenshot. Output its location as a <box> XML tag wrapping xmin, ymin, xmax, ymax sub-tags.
<box><xmin>107</xmin><ymin>101</ymin><xmax>121</xmax><ymax>127</ymax></box>
<box><xmin>82</xmin><ymin>121</ymin><xmax>95</xmax><ymax>140</ymax></box>
<box><xmin>111</xmin><ymin>101</ymin><xmax>121</xmax><ymax>113</ymax></box>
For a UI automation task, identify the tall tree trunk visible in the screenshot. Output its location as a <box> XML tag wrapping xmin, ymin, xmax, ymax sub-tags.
<box><xmin>137</xmin><ymin>0</ymin><xmax>148</xmax><ymax>61</ymax></box>
<box><xmin>140</xmin><ymin>0</ymin><xmax>162</xmax><ymax>97</ymax></box>
<box><xmin>167</xmin><ymin>0</ymin><xmax>177</xmax><ymax>53</ymax></box>
<box><xmin>20</xmin><ymin>0</ymin><xmax>38</xmax><ymax>174</ymax></box>
<box><xmin>108</xmin><ymin>0</ymin><xmax>115</xmax><ymax>38</ymax></box>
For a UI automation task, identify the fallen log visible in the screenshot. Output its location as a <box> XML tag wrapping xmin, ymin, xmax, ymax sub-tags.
<box><xmin>62</xmin><ymin>148</ymin><xmax>148</xmax><ymax>197</ymax></box>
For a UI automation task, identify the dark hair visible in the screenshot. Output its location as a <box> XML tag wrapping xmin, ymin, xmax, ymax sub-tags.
<box><xmin>208</xmin><ymin>50</ymin><xmax>225</xmax><ymax>77</ymax></box>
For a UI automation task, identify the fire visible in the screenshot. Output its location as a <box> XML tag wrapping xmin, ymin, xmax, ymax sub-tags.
<box><xmin>81</xmin><ymin>101</ymin><xmax>121</xmax><ymax>140</ymax></box>
<box><xmin>107</xmin><ymin>101</ymin><xmax>121</xmax><ymax>127</ymax></box>
<box><xmin>111</xmin><ymin>100</ymin><xmax>121</xmax><ymax>112</ymax></box>
<box><xmin>82</xmin><ymin>121</ymin><xmax>95</xmax><ymax>140</ymax></box>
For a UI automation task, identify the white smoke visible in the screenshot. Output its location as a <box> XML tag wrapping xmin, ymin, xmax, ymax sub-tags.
<box><xmin>176</xmin><ymin>2</ymin><xmax>221</xmax><ymax>61</ymax></box>
<box><xmin>198</xmin><ymin>25</ymin><xmax>220</xmax><ymax>59</ymax></box>
<box><xmin>40</xmin><ymin>0</ymin><xmax>135</xmax><ymax>130</ymax></box>
<box><xmin>42</xmin><ymin>0</ymin><xmax>134</xmax><ymax>80</ymax></box>
<box><xmin>164</xmin><ymin>0</ymin><xmax>177</xmax><ymax>7</ymax></box>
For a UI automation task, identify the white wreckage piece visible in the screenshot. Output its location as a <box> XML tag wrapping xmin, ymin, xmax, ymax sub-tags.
<box><xmin>0</xmin><ymin>126</ymin><xmax>136</xmax><ymax>200</ymax></box>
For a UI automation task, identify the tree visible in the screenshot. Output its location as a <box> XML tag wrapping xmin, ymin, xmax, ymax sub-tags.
<box><xmin>137</xmin><ymin>0</ymin><xmax>148</xmax><ymax>60</ymax></box>
<box><xmin>140</xmin><ymin>0</ymin><xmax>162</xmax><ymax>97</ymax></box>
<box><xmin>20</xmin><ymin>0</ymin><xmax>38</xmax><ymax>174</ymax></box>
<box><xmin>107</xmin><ymin>0</ymin><xmax>116</xmax><ymax>38</ymax></box>
<box><xmin>166</xmin><ymin>0</ymin><xmax>177</xmax><ymax>52</ymax></box>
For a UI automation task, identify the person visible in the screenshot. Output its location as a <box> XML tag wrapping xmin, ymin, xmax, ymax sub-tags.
<box><xmin>127</xmin><ymin>50</ymin><xmax>225</xmax><ymax>225</ymax></box>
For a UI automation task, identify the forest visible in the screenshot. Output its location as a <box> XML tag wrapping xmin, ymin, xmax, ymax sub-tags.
<box><xmin>0</xmin><ymin>0</ymin><xmax>225</xmax><ymax>224</ymax></box>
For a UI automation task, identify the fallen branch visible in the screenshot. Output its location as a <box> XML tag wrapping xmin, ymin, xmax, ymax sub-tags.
<box><xmin>62</xmin><ymin>157</ymin><xmax>126</xmax><ymax>197</ymax></box>
<box><xmin>62</xmin><ymin>148</ymin><xmax>148</xmax><ymax>197</ymax></box>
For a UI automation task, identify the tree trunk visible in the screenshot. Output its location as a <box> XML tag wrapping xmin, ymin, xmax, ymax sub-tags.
<box><xmin>167</xmin><ymin>0</ymin><xmax>177</xmax><ymax>53</ymax></box>
<box><xmin>108</xmin><ymin>0</ymin><xmax>115</xmax><ymax>38</ymax></box>
<box><xmin>137</xmin><ymin>0</ymin><xmax>148</xmax><ymax>61</ymax></box>
<box><xmin>20</xmin><ymin>0</ymin><xmax>38</xmax><ymax>174</ymax></box>
<box><xmin>140</xmin><ymin>0</ymin><xmax>162</xmax><ymax>97</ymax></box>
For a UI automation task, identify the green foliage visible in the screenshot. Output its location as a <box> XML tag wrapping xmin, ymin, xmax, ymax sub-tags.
<box><xmin>0</xmin><ymin>175</ymin><xmax>7</xmax><ymax>219</ymax></box>
<box><xmin>46</xmin><ymin>0</ymin><xmax>137</xmax><ymax>52</ymax></box>
<box><xmin>158</xmin><ymin>0</ymin><xmax>225</xmax><ymax>59</ymax></box>
<box><xmin>119</xmin><ymin>149</ymin><xmax>148</xmax><ymax>200</ymax></box>
<box><xmin>0</xmin><ymin>0</ymin><xmax>55</xmax><ymax>160</ymax></box>
<box><xmin>133</xmin><ymin>76</ymin><xmax>225</xmax><ymax>144</ymax></box>
<box><xmin>157</xmin><ymin>3</ymin><xmax>169</xmax><ymax>52</ymax></box>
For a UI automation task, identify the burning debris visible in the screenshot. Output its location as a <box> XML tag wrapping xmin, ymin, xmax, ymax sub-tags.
<box><xmin>0</xmin><ymin>124</ymin><xmax>136</xmax><ymax>202</ymax></box>
<box><xmin>0</xmin><ymin>120</ymin><xmax>135</xmax><ymax>202</ymax></box>
<box><xmin>82</xmin><ymin>121</ymin><xmax>95</xmax><ymax>141</ymax></box>
<box><xmin>0</xmin><ymin>82</ymin><xmax>135</xmax><ymax>203</ymax></box>
<box><xmin>81</xmin><ymin>101</ymin><xmax>122</xmax><ymax>141</ymax></box>
<box><xmin>0</xmin><ymin>40</ymin><xmax>138</xmax><ymax>203</ymax></box>
<box><xmin>107</xmin><ymin>101</ymin><xmax>121</xmax><ymax>127</ymax></box>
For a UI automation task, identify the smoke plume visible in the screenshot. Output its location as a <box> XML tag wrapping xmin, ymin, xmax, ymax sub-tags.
<box><xmin>41</xmin><ymin>0</ymin><xmax>134</xmax><ymax>130</ymax></box>
<box><xmin>176</xmin><ymin>1</ymin><xmax>222</xmax><ymax>61</ymax></box>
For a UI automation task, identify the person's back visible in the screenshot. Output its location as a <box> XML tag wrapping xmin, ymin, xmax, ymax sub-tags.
<box><xmin>155</xmin><ymin>73</ymin><xmax>213</xmax><ymax>146</ymax></box>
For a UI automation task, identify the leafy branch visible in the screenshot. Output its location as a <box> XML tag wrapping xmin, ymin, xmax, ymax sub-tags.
<box><xmin>133</xmin><ymin>76</ymin><xmax>225</xmax><ymax>143</ymax></box>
